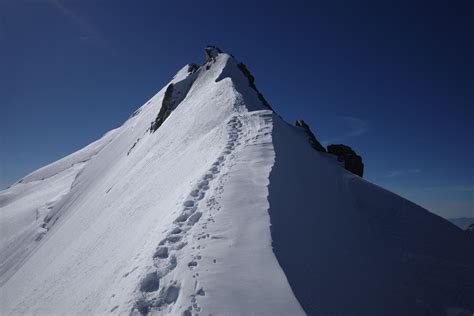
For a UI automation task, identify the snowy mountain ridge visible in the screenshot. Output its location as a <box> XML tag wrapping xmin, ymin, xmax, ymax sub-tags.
<box><xmin>0</xmin><ymin>47</ymin><xmax>473</xmax><ymax>315</ymax></box>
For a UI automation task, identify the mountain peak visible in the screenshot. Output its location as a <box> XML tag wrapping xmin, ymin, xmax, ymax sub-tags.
<box><xmin>1</xmin><ymin>46</ymin><xmax>473</xmax><ymax>316</ymax></box>
<box><xmin>204</xmin><ymin>45</ymin><xmax>223</xmax><ymax>61</ymax></box>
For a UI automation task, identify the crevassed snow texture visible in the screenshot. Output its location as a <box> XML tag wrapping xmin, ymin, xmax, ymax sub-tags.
<box><xmin>1</xmin><ymin>51</ymin><xmax>473</xmax><ymax>316</ymax></box>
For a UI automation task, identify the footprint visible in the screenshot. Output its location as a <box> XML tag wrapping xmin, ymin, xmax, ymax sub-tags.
<box><xmin>183</xmin><ymin>200</ymin><xmax>194</xmax><ymax>208</ymax></box>
<box><xmin>139</xmin><ymin>272</ymin><xmax>160</xmax><ymax>292</ymax></box>
<box><xmin>171</xmin><ymin>242</ymin><xmax>186</xmax><ymax>250</ymax></box>
<box><xmin>187</xmin><ymin>212</ymin><xmax>202</xmax><ymax>225</ymax></box>
<box><xmin>196</xmin><ymin>192</ymin><xmax>205</xmax><ymax>200</ymax></box>
<box><xmin>170</xmin><ymin>227</ymin><xmax>182</xmax><ymax>234</ymax></box>
<box><xmin>155</xmin><ymin>255</ymin><xmax>177</xmax><ymax>278</ymax></box>
<box><xmin>166</xmin><ymin>235</ymin><xmax>182</xmax><ymax>243</ymax></box>
<box><xmin>163</xmin><ymin>285</ymin><xmax>180</xmax><ymax>304</ymax></box>
<box><xmin>197</xmin><ymin>180</ymin><xmax>209</xmax><ymax>188</ymax></box>
<box><xmin>174</xmin><ymin>213</ymin><xmax>190</xmax><ymax>223</ymax></box>
<box><xmin>136</xmin><ymin>115</ymin><xmax>244</xmax><ymax>315</ymax></box>
<box><xmin>154</xmin><ymin>247</ymin><xmax>169</xmax><ymax>259</ymax></box>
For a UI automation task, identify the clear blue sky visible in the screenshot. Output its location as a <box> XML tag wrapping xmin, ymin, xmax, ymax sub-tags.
<box><xmin>1</xmin><ymin>0</ymin><xmax>472</xmax><ymax>218</ymax></box>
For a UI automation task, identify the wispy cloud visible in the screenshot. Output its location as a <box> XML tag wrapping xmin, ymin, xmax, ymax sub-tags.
<box><xmin>341</xmin><ymin>116</ymin><xmax>369</xmax><ymax>137</ymax></box>
<box><xmin>49</xmin><ymin>0</ymin><xmax>96</xmax><ymax>36</ymax></box>
<box><xmin>48</xmin><ymin>0</ymin><xmax>113</xmax><ymax>52</ymax></box>
<box><xmin>321</xmin><ymin>136</ymin><xmax>342</xmax><ymax>145</ymax></box>
<box><xmin>386</xmin><ymin>169</ymin><xmax>421</xmax><ymax>178</ymax></box>
<box><xmin>322</xmin><ymin>116</ymin><xmax>368</xmax><ymax>145</ymax></box>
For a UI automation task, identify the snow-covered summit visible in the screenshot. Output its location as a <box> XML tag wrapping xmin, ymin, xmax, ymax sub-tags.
<box><xmin>0</xmin><ymin>47</ymin><xmax>473</xmax><ymax>315</ymax></box>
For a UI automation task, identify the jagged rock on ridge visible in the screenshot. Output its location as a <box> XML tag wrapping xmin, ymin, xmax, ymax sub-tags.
<box><xmin>327</xmin><ymin>143</ymin><xmax>364</xmax><ymax>177</ymax></box>
<box><xmin>295</xmin><ymin>119</ymin><xmax>326</xmax><ymax>152</ymax></box>
<box><xmin>204</xmin><ymin>45</ymin><xmax>222</xmax><ymax>61</ymax></box>
<box><xmin>236</xmin><ymin>62</ymin><xmax>273</xmax><ymax>110</ymax></box>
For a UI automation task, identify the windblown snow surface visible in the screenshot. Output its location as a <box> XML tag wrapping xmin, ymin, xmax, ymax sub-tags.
<box><xmin>1</xmin><ymin>50</ymin><xmax>473</xmax><ymax>316</ymax></box>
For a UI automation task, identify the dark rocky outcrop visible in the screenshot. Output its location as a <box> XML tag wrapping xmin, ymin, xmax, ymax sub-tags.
<box><xmin>204</xmin><ymin>45</ymin><xmax>222</xmax><ymax>61</ymax></box>
<box><xmin>150</xmin><ymin>83</ymin><xmax>175</xmax><ymax>133</ymax></box>
<box><xmin>150</xmin><ymin>64</ymin><xmax>199</xmax><ymax>133</ymax></box>
<box><xmin>295</xmin><ymin>120</ymin><xmax>326</xmax><ymax>152</ymax></box>
<box><xmin>187</xmin><ymin>63</ymin><xmax>199</xmax><ymax>73</ymax></box>
<box><xmin>327</xmin><ymin>144</ymin><xmax>364</xmax><ymax>177</ymax></box>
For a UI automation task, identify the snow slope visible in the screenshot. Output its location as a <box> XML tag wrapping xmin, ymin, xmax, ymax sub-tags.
<box><xmin>1</xmin><ymin>48</ymin><xmax>473</xmax><ymax>315</ymax></box>
<box><xmin>0</xmin><ymin>129</ymin><xmax>118</xmax><ymax>285</ymax></box>
<box><xmin>269</xmin><ymin>118</ymin><xmax>474</xmax><ymax>315</ymax></box>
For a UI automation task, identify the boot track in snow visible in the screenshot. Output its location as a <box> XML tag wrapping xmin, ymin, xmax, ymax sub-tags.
<box><xmin>132</xmin><ymin>115</ymin><xmax>244</xmax><ymax>315</ymax></box>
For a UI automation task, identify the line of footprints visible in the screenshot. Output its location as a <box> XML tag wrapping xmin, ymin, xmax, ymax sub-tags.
<box><xmin>132</xmin><ymin>116</ymin><xmax>243</xmax><ymax>315</ymax></box>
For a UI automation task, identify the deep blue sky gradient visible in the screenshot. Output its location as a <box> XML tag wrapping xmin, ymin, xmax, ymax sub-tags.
<box><xmin>1</xmin><ymin>0</ymin><xmax>472</xmax><ymax>218</ymax></box>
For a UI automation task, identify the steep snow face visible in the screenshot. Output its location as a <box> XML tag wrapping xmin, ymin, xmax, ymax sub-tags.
<box><xmin>1</xmin><ymin>49</ymin><xmax>473</xmax><ymax>316</ymax></box>
<box><xmin>0</xmin><ymin>52</ymin><xmax>302</xmax><ymax>315</ymax></box>
<box><xmin>268</xmin><ymin>118</ymin><xmax>474</xmax><ymax>315</ymax></box>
